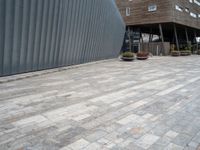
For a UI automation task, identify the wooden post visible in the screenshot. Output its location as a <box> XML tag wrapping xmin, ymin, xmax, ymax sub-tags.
<box><xmin>159</xmin><ymin>24</ymin><xmax>164</xmax><ymax>55</ymax></box>
<box><xmin>174</xmin><ymin>24</ymin><xmax>179</xmax><ymax>51</ymax></box>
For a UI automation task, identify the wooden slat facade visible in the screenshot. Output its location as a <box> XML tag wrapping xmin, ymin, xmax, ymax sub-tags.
<box><xmin>116</xmin><ymin>0</ymin><xmax>200</xmax><ymax>30</ymax></box>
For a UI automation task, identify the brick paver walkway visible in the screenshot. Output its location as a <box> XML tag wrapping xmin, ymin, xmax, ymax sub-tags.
<box><xmin>0</xmin><ymin>56</ymin><xmax>200</xmax><ymax>150</ymax></box>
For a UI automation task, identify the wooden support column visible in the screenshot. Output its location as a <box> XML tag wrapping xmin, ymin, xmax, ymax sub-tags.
<box><xmin>159</xmin><ymin>24</ymin><xmax>164</xmax><ymax>55</ymax></box>
<box><xmin>174</xmin><ymin>24</ymin><xmax>179</xmax><ymax>51</ymax></box>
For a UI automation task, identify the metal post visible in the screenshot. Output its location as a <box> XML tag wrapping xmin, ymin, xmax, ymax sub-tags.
<box><xmin>141</xmin><ymin>32</ymin><xmax>144</xmax><ymax>51</ymax></box>
<box><xmin>128</xmin><ymin>26</ymin><xmax>131</xmax><ymax>52</ymax></box>
<box><xmin>185</xmin><ymin>27</ymin><xmax>189</xmax><ymax>44</ymax></box>
<box><xmin>194</xmin><ymin>30</ymin><xmax>198</xmax><ymax>51</ymax></box>
<box><xmin>148</xmin><ymin>28</ymin><xmax>152</xmax><ymax>52</ymax></box>
<box><xmin>174</xmin><ymin>24</ymin><xmax>179</xmax><ymax>51</ymax></box>
<box><xmin>159</xmin><ymin>24</ymin><xmax>164</xmax><ymax>55</ymax></box>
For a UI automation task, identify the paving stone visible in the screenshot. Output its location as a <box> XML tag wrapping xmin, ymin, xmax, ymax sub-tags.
<box><xmin>150</xmin><ymin>124</ymin><xmax>170</xmax><ymax>136</ymax></box>
<box><xmin>83</xmin><ymin>142</ymin><xmax>102</xmax><ymax>150</ymax></box>
<box><xmin>164</xmin><ymin>143</ymin><xmax>184</xmax><ymax>150</ymax></box>
<box><xmin>85</xmin><ymin>130</ymin><xmax>107</xmax><ymax>142</ymax></box>
<box><xmin>0</xmin><ymin>57</ymin><xmax>200</xmax><ymax>149</ymax></box>
<box><xmin>59</xmin><ymin>146</ymin><xmax>71</xmax><ymax>150</ymax></box>
<box><xmin>68</xmin><ymin>139</ymin><xmax>90</xmax><ymax>150</ymax></box>
<box><xmin>72</xmin><ymin>114</ymin><xmax>91</xmax><ymax>121</ymax></box>
<box><xmin>13</xmin><ymin>115</ymin><xmax>48</xmax><ymax>127</ymax></box>
<box><xmin>111</xmin><ymin>102</ymin><xmax>123</xmax><ymax>107</ymax></box>
<box><xmin>143</xmin><ymin>113</ymin><xmax>153</xmax><ymax>119</ymax></box>
<box><xmin>116</xmin><ymin>114</ymin><xmax>140</xmax><ymax>125</ymax></box>
<box><xmin>135</xmin><ymin>134</ymin><xmax>160</xmax><ymax>149</ymax></box>
<box><xmin>173</xmin><ymin>134</ymin><xmax>193</xmax><ymax>147</ymax></box>
<box><xmin>165</xmin><ymin>130</ymin><xmax>179</xmax><ymax>139</ymax></box>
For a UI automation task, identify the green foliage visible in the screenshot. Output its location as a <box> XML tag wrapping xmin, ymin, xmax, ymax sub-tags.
<box><xmin>170</xmin><ymin>44</ymin><xmax>175</xmax><ymax>52</ymax></box>
<box><xmin>180</xmin><ymin>50</ymin><xmax>191</xmax><ymax>56</ymax></box>
<box><xmin>137</xmin><ymin>51</ymin><xmax>149</xmax><ymax>57</ymax></box>
<box><xmin>122</xmin><ymin>52</ymin><xmax>134</xmax><ymax>58</ymax></box>
<box><xmin>188</xmin><ymin>44</ymin><xmax>192</xmax><ymax>51</ymax></box>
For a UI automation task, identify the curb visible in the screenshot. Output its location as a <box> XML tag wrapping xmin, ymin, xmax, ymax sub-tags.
<box><xmin>0</xmin><ymin>58</ymin><xmax>116</xmax><ymax>84</ymax></box>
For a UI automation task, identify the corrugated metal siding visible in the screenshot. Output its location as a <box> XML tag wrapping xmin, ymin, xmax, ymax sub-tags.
<box><xmin>0</xmin><ymin>0</ymin><xmax>125</xmax><ymax>77</ymax></box>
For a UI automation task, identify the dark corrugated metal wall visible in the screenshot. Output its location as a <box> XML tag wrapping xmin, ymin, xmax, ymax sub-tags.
<box><xmin>0</xmin><ymin>0</ymin><xmax>125</xmax><ymax>77</ymax></box>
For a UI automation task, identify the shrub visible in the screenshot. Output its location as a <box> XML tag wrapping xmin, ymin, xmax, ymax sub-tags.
<box><xmin>122</xmin><ymin>52</ymin><xmax>134</xmax><ymax>58</ymax></box>
<box><xmin>170</xmin><ymin>44</ymin><xmax>175</xmax><ymax>52</ymax></box>
<box><xmin>136</xmin><ymin>51</ymin><xmax>149</xmax><ymax>60</ymax></box>
<box><xmin>180</xmin><ymin>50</ymin><xmax>191</xmax><ymax>56</ymax></box>
<box><xmin>137</xmin><ymin>51</ymin><xmax>149</xmax><ymax>57</ymax></box>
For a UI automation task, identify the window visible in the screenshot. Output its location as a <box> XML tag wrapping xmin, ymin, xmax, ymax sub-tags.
<box><xmin>148</xmin><ymin>4</ymin><xmax>157</xmax><ymax>12</ymax></box>
<box><xmin>190</xmin><ymin>12</ymin><xmax>197</xmax><ymax>18</ymax></box>
<box><xmin>185</xmin><ymin>8</ymin><xmax>189</xmax><ymax>13</ymax></box>
<box><xmin>126</xmin><ymin>7</ymin><xmax>130</xmax><ymax>16</ymax></box>
<box><xmin>194</xmin><ymin>0</ymin><xmax>200</xmax><ymax>6</ymax></box>
<box><xmin>175</xmin><ymin>5</ymin><xmax>183</xmax><ymax>12</ymax></box>
<box><xmin>198</xmin><ymin>14</ymin><xmax>200</xmax><ymax>18</ymax></box>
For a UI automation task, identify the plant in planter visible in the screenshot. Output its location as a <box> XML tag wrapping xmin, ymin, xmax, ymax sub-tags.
<box><xmin>179</xmin><ymin>47</ymin><xmax>191</xmax><ymax>56</ymax></box>
<box><xmin>171</xmin><ymin>51</ymin><xmax>180</xmax><ymax>57</ymax></box>
<box><xmin>136</xmin><ymin>51</ymin><xmax>149</xmax><ymax>60</ymax></box>
<box><xmin>180</xmin><ymin>50</ymin><xmax>191</xmax><ymax>56</ymax></box>
<box><xmin>121</xmin><ymin>51</ymin><xmax>135</xmax><ymax>61</ymax></box>
<box><xmin>197</xmin><ymin>50</ymin><xmax>200</xmax><ymax>55</ymax></box>
<box><xmin>170</xmin><ymin>44</ymin><xmax>175</xmax><ymax>52</ymax></box>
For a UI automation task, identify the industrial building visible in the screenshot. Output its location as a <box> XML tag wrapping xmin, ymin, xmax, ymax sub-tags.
<box><xmin>0</xmin><ymin>0</ymin><xmax>125</xmax><ymax>77</ymax></box>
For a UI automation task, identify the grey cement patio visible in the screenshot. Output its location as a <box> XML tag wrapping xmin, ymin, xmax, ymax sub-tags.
<box><xmin>0</xmin><ymin>56</ymin><xmax>200</xmax><ymax>150</ymax></box>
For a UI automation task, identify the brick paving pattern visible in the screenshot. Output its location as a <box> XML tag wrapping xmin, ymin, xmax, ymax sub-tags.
<box><xmin>0</xmin><ymin>56</ymin><xmax>200</xmax><ymax>150</ymax></box>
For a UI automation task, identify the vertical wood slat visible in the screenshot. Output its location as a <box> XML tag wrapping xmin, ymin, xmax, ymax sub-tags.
<box><xmin>0</xmin><ymin>0</ymin><xmax>125</xmax><ymax>77</ymax></box>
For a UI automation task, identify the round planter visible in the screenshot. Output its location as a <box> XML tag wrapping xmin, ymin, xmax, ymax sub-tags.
<box><xmin>171</xmin><ymin>51</ymin><xmax>180</xmax><ymax>57</ymax></box>
<box><xmin>180</xmin><ymin>52</ymin><xmax>191</xmax><ymax>56</ymax></box>
<box><xmin>171</xmin><ymin>54</ymin><xmax>180</xmax><ymax>57</ymax></box>
<box><xmin>180</xmin><ymin>53</ymin><xmax>190</xmax><ymax>56</ymax></box>
<box><xmin>137</xmin><ymin>56</ymin><xmax>148</xmax><ymax>60</ymax></box>
<box><xmin>121</xmin><ymin>57</ymin><xmax>134</xmax><ymax>61</ymax></box>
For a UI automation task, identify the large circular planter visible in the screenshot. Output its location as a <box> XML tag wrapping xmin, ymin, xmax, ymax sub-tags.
<box><xmin>180</xmin><ymin>51</ymin><xmax>191</xmax><ymax>56</ymax></box>
<box><xmin>136</xmin><ymin>52</ymin><xmax>149</xmax><ymax>60</ymax></box>
<box><xmin>171</xmin><ymin>54</ymin><xmax>180</xmax><ymax>57</ymax></box>
<box><xmin>171</xmin><ymin>51</ymin><xmax>180</xmax><ymax>57</ymax></box>
<box><xmin>121</xmin><ymin>57</ymin><xmax>134</xmax><ymax>61</ymax></box>
<box><xmin>180</xmin><ymin>53</ymin><xmax>190</xmax><ymax>56</ymax></box>
<box><xmin>137</xmin><ymin>56</ymin><xmax>148</xmax><ymax>60</ymax></box>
